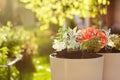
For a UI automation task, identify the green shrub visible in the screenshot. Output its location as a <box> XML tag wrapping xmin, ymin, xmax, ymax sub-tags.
<box><xmin>20</xmin><ymin>0</ymin><xmax>109</xmax><ymax>29</ymax></box>
<box><xmin>0</xmin><ymin>22</ymin><xmax>32</xmax><ymax>80</ymax></box>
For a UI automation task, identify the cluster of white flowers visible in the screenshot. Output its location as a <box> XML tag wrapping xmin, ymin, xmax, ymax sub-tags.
<box><xmin>107</xmin><ymin>40</ymin><xmax>115</xmax><ymax>47</ymax></box>
<box><xmin>52</xmin><ymin>39</ymin><xmax>66</xmax><ymax>51</ymax></box>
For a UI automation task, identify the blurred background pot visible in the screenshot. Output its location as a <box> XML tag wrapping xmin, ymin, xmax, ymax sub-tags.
<box><xmin>103</xmin><ymin>53</ymin><xmax>120</xmax><ymax>80</ymax></box>
<box><xmin>50</xmin><ymin>53</ymin><xmax>104</xmax><ymax>80</ymax></box>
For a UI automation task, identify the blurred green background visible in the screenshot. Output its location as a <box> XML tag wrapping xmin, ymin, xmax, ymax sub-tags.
<box><xmin>0</xmin><ymin>0</ymin><xmax>109</xmax><ymax>80</ymax></box>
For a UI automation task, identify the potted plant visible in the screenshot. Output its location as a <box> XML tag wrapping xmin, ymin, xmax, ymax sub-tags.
<box><xmin>102</xmin><ymin>30</ymin><xmax>120</xmax><ymax>80</ymax></box>
<box><xmin>50</xmin><ymin>26</ymin><xmax>107</xmax><ymax>80</ymax></box>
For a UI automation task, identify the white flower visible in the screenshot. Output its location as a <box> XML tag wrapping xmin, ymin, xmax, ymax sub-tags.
<box><xmin>52</xmin><ymin>39</ymin><xmax>66</xmax><ymax>51</ymax></box>
<box><xmin>107</xmin><ymin>34</ymin><xmax>117</xmax><ymax>47</ymax></box>
<box><xmin>107</xmin><ymin>40</ymin><xmax>115</xmax><ymax>47</ymax></box>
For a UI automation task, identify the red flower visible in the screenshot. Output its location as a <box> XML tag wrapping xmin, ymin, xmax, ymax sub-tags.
<box><xmin>77</xmin><ymin>27</ymin><xmax>107</xmax><ymax>48</ymax></box>
<box><xmin>96</xmin><ymin>31</ymin><xmax>107</xmax><ymax>48</ymax></box>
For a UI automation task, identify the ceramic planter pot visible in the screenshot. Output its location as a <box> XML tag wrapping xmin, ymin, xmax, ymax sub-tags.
<box><xmin>103</xmin><ymin>53</ymin><xmax>120</xmax><ymax>80</ymax></box>
<box><xmin>50</xmin><ymin>54</ymin><xmax>104</xmax><ymax>80</ymax></box>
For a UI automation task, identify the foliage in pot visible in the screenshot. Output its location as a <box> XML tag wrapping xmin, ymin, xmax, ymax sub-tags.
<box><xmin>52</xmin><ymin>26</ymin><xmax>107</xmax><ymax>58</ymax></box>
<box><xmin>107</xmin><ymin>34</ymin><xmax>120</xmax><ymax>52</ymax></box>
<box><xmin>100</xmin><ymin>29</ymin><xmax>120</xmax><ymax>52</ymax></box>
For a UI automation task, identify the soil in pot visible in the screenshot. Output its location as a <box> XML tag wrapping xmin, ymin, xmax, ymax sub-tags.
<box><xmin>53</xmin><ymin>50</ymin><xmax>102</xmax><ymax>59</ymax></box>
<box><xmin>99</xmin><ymin>47</ymin><xmax>120</xmax><ymax>53</ymax></box>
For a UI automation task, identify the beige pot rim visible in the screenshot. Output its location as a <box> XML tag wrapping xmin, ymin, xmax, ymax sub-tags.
<box><xmin>103</xmin><ymin>53</ymin><xmax>120</xmax><ymax>55</ymax></box>
<box><xmin>50</xmin><ymin>53</ymin><xmax>104</xmax><ymax>60</ymax></box>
